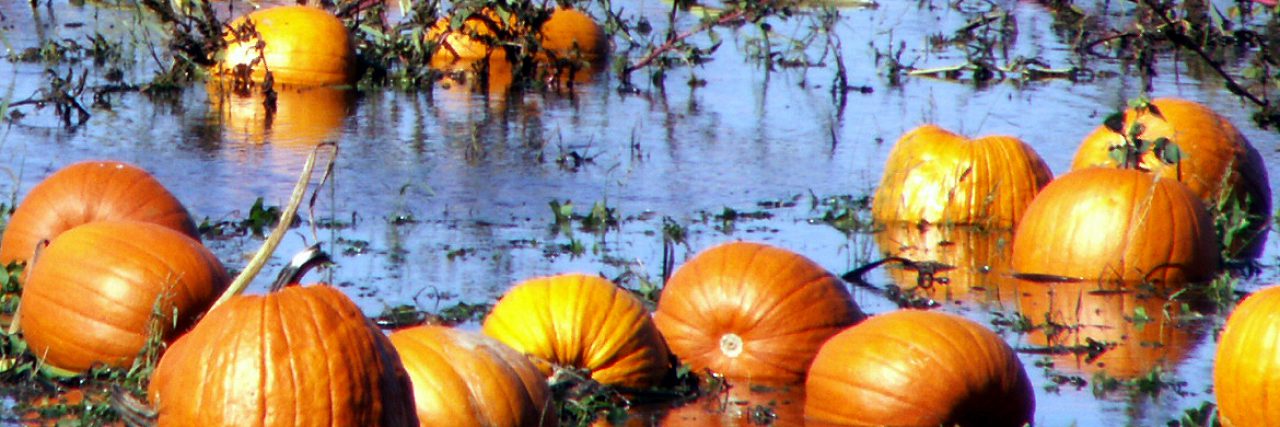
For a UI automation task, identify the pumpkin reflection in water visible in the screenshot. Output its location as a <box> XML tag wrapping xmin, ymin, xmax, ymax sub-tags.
<box><xmin>208</xmin><ymin>82</ymin><xmax>353</xmax><ymax>148</ymax></box>
<box><xmin>1013</xmin><ymin>279</ymin><xmax>1200</xmax><ymax>379</ymax></box>
<box><xmin>872</xmin><ymin>224</ymin><xmax>1019</xmax><ymax>307</ymax></box>
<box><xmin>661</xmin><ymin>384</ymin><xmax>804</xmax><ymax>426</ymax></box>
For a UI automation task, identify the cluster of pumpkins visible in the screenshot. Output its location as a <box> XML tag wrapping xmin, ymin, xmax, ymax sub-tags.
<box><xmin>213</xmin><ymin>4</ymin><xmax>606</xmax><ymax>90</ymax></box>
<box><xmin>0</xmin><ymin>159</ymin><xmax>1037</xmax><ymax>425</ymax></box>
<box><xmin>872</xmin><ymin>96</ymin><xmax>1280</xmax><ymax>426</ymax></box>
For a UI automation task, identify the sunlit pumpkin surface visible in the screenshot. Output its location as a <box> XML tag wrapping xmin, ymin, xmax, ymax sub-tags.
<box><xmin>217</xmin><ymin>5</ymin><xmax>356</xmax><ymax>86</ymax></box>
<box><xmin>4</xmin><ymin>0</ymin><xmax>1280</xmax><ymax>425</ymax></box>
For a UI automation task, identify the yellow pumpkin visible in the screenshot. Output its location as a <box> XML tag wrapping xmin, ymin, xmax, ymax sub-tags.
<box><xmin>217</xmin><ymin>5</ymin><xmax>356</xmax><ymax>86</ymax></box>
<box><xmin>1071</xmin><ymin>98</ymin><xmax>1271</xmax><ymax>258</ymax></box>
<box><xmin>483</xmin><ymin>273</ymin><xmax>671</xmax><ymax>389</ymax></box>
<box><xmin>388</xmin><ymin>325</ymin><xmax>556</xmax><ymax>427</ymax></box>
<box><xmin>872</xmin><ymin>124</ymin><xmax>1053</xmax><ymax>229</ymax></box>
<box><xmin>1216</xmin><ymin>285</ymin><xmax>1280</xmax><ymax>426</ymax></box>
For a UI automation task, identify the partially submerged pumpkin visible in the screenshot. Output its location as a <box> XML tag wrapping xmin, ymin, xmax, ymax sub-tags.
<box><xmin>217</xmin><ymin>5</ymin><xmax>357</xmax><ymax>86</ymax></box>
<box><xmin>872</xmin><ymin>124</ymin><xmax>1053</xmax><ymax>229</ymax></box>
<box><xmin>805</xmin><ymin>310</ymin><xmax>1034</xmax><ymax>426</ymax></box>
<box><xmin>1216</xmin><ymin>285</ymin><xmax>1280</xmax><ymax>426</ymax></box>
<box><xmin>427</xmin><ymin>7</ymin><xmax>606</xmax><ymax>66</ymax></box>
<box><xmin>482</xmin><ymin>273</ymin><xmax>671</xmax><ymax>389</ymax></box>
<box><xmin>1071</xmin><ymin>97</ymin><xmax>1271</xmax><ymax>258</ymax></box>
<box><xmin>653</xmin><ymin>241</ymin><xmax>864</xmax><ymax>384</ymax></box>
<box><xmin>388</xmin><ymin>325</ymin><xmax>556</xmax><ymax>427</ymax></box>
<box><xmin>20</xmin><ymin>221</ymin><xmax>228</xmax><ymax>375</ymax></box>
<box><xmin>1011</xmin><ymin>167</ymin><xmax>1218</xmax><ymax>284</ymax></box>
<box><xmin>0</xmin><ymin>160</ymin><xmax>198</xmax><ymax>266</ymax></box>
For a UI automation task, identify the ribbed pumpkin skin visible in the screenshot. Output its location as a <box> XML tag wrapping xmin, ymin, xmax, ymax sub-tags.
<box><xmin>652</xmin><ymin>241</ymin><xmax>864</xmax><ymax>384</ymax></box>
<box><xmin>219</xmin><ymin>6</ymin><xmax>356</xmax><ymax>86</ymax></box>
<box><xmin>1016</xmin><ymin>279</ymin><xmax>1195</xmax><ymax>378</ymax></box>
<box><xmin>147</xmin><ymin>285</ymin><xmax>418</xmax><ymax>426</ymax></box>
<box><xmin>805</xmin><ymin>310</ymin><xmax>1034</xmax><ymax>426</ymax></box>
<box><xmin>0</xmin><ymin>160</ymin><xmax>198</xmax><ymax>266</ymax></box>
<box><xmin>1011</xmin><ymin>168</ymin><xmax>1218</xmax><ymax>283</ymax></box>
<box><xmin>482</xmin><ymin>274</ymin><xmax>671</xmax><ymax>388</ymax></box>
<box><xmin>388</xmin><ymin>325</ymin><xmax>556</xmax><ymax>427</ymax></box>
<box><xmin>875</xmin><ymin>225</ymin><xmax>1017</xmax><ymax>302</ymax></box>
<box><xmin>1071</xmin><ymin>98</ymin><xmax>1271</xmax><ymax>258</ymax></box>
<box><xmin>871</xmin><ymin>124</ymin><xmax>1053</xmax><ymax>229</ymax></box>
<box><xmin>1215</xmin><ymin>285</ymin><xmax>1280</xmax><ymax>426</ymax></box>
<box><xmin>19</xmin><ymin>221</ymin><xmax>227</xmax><ymax>374</ymax></box>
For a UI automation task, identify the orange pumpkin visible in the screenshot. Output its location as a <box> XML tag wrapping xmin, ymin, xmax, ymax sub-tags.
<box><xmin>1015</xmin><ymin>278</ymin><xmax>1196</xmax><ymax>379</ymax></box>
<box><xmin>805</xmin><ymin>310</ymin><xmax>1034</xmax><ymax>426</ymax></box>
<box><xmin>1072</xmin><ymin>98</ymin><xmax>1271</xmax><ymax>258</ymax></box>
<box><xmin>217</xmin><ymin>5</ymin><xmax>356</xmax><ymax>86</ymax></box>
<box><xmin>208</xmin><ymin>82</ymin><xmax>353</xmax><ymax>147</ymax></box>
<box><xmin>0</xmin><ymin>160</ymin><xmax>198</xmax><ymax>266</ymax></box>
<box><xmin>1011</xmin><ymin>167</ymin><xmax>1218</xmax><ymax>284</ymax></box>
<box><xmin>147</xmin><ymin>282</ymin><xmax>417</xmax><ymax>425</ymax></box>
<box><xmin>874</xmin><ymin>224</ymin><xmax>1019</xmax><ymax>306</ymax></box>
<box><xmin>871</xmin><ymin>124</ymin><xmax>1053</xmax><ymax>229</ymax></box>
<box><xmin>652</xmin><ymin>241</ymin><xmax>864</xmax><ymax>384</ymax></box>
<box><xmin>428</xmin><ymin>7</ymin><xmax>606</xmax><ymax>66</ymax></box>
<box><xmin>388</xmin><ymin>325</ymin><xmax>556</xmax><ymax>427</ymax></box>
<box><xmin>482</xmin><ymin>273</ymin><xmax>671</xmax><ymax>389</ymax></box>
<box><xmin>1215</xmin><ymin>285</ymin><xmax>1280</xmax><ymax>426</ymax></box>
<box><xmin>19</xmin><ymin>221</ymin><xmax>228</xmax><ymax>375</ymax></box>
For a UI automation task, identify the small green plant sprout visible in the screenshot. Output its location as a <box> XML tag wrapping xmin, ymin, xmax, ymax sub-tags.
<box><xmin>550</xmin><ymin>199</ymin><xmax>574</xmax><ymax>226</ymax></box>
<box><xmin>1103</xmin><ymin>98</ymin><xmax>1187</xmax><ymax>177</ymax></box>
<box><xmin>1170</xmin><ymin>401</ymin><xmax>1221</xmax><ymax>427</ymax></box>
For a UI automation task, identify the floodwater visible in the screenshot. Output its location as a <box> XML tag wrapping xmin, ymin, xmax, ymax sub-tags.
<box><xmin>0</xmin><ymin>0</ymin><xmax>1277</xmax><ymax>425</ymax></box>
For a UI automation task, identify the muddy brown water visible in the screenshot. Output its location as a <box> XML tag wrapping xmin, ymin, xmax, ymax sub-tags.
<box><xmin>0</xmin><ymin>0</ymin><xmax>1277</xmax><ymax>425</ymax></box>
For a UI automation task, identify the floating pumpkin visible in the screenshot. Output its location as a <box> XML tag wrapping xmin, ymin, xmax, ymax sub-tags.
<box><xmin>1215</xmin><ymin>285</ymin><xmax>1280</xmax><ymax>426</ymax></box>
<box><xmin>208</xmin><ymin>82</ymin><xmax>353</xmax><ymax>147</ymax></box>
<box><xmin>652</xmin><ymin>241</ymin><xmax>864</xmax><ymax>384</ymax></box>
<box><xmin>217</xmin><ymin>5</ymin><xmax>356</xmax><ymax>86</ymax></box>
<box><xmin>873</xmin><ymin>224</ymin><xmax>1019</xmax><ymax>307</ymax></box>
<box><xmin>1071</xmin><ymin>97</ymin><xmax>1271</xmax><ymax>258</ymax></box>
<box><xmin>388</xmin><ymin>325</ymin><xmax>556</xmax><ymax>427</ymax></box>
<box><xmin>482</xmin><ymin>273</ymin><xmax>671</xmax><ymax>389</ymax></box>
<box><xmin>805</xmin><ymin>310</ymin><xmax>1034</xmax><ymax>426</ymax></box>
<box><xmin>661</xmin><ymin>384</ymin><xmax>804</xmax><ymax>426</ymax></box>
<box><xmin>871</xmin><ymin>124</ymin><xmax>1053</xmax><ymax>229</ymax></box>
<box><xmin>147</xmin><ymin>248</ymin><xmax>417</xmax><ymax>425</ymax></box>
<box><xmin>19</xmin><ymin>221</ymin><xmax>228</xmax><ymax>375</ymax></box>
<box><xmin>0</xmin><ymin>160</ymin><xmax>198</xmax><ymax>266</ymax></box>
<box><xmin>1015</xmin><ymin>278</ymin><xmax>1197</xmax><ymax>379</ymax></box>
<box><xmin>1011</xmin><ymin>167</ymin><xmax>1218</xmax><ymax>284</ymax></box>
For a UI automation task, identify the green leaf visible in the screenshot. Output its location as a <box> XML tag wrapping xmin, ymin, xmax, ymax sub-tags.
<box><xmin>1160</xmin><ymin>141</ymin><xmax>1185</xmax><ymax>164</ymax></box>
<box><xmin>1103</xmin><ymin>112</ymin><xmax>1126</xmax><ymax>134</ymax></box>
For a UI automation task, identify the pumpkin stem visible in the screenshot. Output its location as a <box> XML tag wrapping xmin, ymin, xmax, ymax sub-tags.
<box><xmin>211</xmin><ymin>143</ymin><xmax>334</xmax><ymax>310</ymax></box>
<box><xmin>719</xmin><ymin>333</ymin><xmax>743</xmax><ymax>358</ymax></box>
<box><xmin>269</xmin><ymin>245</ymin><xmax>332</xmax><ymax>292</ymax></box>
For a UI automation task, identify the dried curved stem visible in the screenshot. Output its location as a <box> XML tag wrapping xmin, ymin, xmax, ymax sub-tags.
<box><xmin>210</xmin><ymin>142</ymin><xmax>335</xmax><ymax>310</ymax></box>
